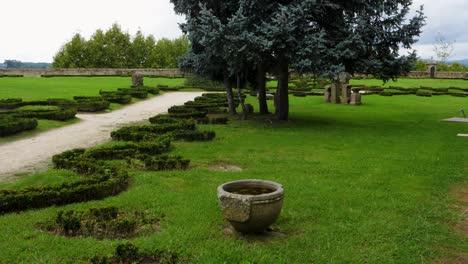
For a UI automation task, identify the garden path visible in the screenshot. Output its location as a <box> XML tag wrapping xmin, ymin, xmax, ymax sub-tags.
<box><xmin>0</xmin><ymin>92</ymin><xmax>204</xmax><ymax>182</ymax></box>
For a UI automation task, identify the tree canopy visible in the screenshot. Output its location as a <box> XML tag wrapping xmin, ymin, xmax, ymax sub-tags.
<box><xmin>52</xmin><ymin>24</ymin><xmax>189</xmax><ymax>69</ymax></box>
<box><xmin>172</xmin><ymin>0</ymin><xmax>425</xmax><ymax>120</ymax></box>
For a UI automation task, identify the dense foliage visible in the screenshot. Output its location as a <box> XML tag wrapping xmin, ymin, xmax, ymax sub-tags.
<box><xmin>172</xmin><ymin>0</ymin><xmax>425</xmax><ymax>120</ymax></box>
<box><xmin>52</xmin><ymin>24</ymin><xmax>189</xmax><ymax>69</ymax></box>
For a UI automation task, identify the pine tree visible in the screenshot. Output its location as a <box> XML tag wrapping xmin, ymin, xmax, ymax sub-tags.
<box><xmin>173</xmin><ymin>0</ymin><xmax>425</xmax><ymax>120</ymax></box>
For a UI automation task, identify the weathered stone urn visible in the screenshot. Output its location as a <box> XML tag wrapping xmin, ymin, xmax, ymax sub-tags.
<box><xmin>217</xmin><ymin>179</ymin><xmax>284</xmax><ymax>233</ymax></box>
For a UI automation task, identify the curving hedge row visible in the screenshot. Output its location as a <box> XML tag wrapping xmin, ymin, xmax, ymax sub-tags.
<box><xmin>74</xmin><ymin>96</ymin><xmax>111</xmax><ymax>112</ymax></box>
<box><xmin>0</xmin><ymin>116</ymin><xmax>38</xmax><ymax>137</ymax></box>
<box><xmin>0</xmin><ymin>93</ymin><xmax>229</xmax><ymax>214</ymax></box>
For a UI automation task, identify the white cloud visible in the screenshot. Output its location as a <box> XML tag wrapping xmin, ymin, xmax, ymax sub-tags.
<box><xmin>1</xmin><ymin>0</ymin><xmax>468</xmax><ymax>62</ymax></box>
<box><xmin>0</xmin><ymin>0</ymin><xmax>185</xmax><ymax>62</ymax></box>
<box><xmin>410</xmin><ymin>0</ymin><xmax>468</xmax><ymax>58</ymax></box>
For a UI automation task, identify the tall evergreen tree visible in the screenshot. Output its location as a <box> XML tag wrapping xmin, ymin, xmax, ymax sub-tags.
<box><xmin>173</xmin><ymin>0</ymin><xmax>425</xmax><ymax>121</ymax></box>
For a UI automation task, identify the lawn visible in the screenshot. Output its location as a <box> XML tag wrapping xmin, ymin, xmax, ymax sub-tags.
<box><xmin>0</xmin><ymin>94</ymin><xmax>466</xmax><ymax>263</ymax></box>
<box><xmin>0</xmin><ymin>77</ymin><xmax>189</xmax><ymax>143</ymax></box>
<box><xmin>0</xmin><ymin>77</ymin><xmax>186</xmax><ymax>100</ymax></box>
<box><xmin>351</xmin><ymin>78</ymin><xmax>468</xmax><ymax>88</ymax></box>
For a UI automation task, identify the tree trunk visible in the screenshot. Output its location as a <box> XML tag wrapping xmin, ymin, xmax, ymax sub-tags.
<box><xmin>276</xmin><ymin>56</ymin><xmax>289</xmax><ymax>121</ymax></box>
<box><xmin>256</xmin><ymin>64</ymin><xmax>269</xmax><ymax>114</ymax></box>
<box><xmin>237</xmin><ymin>73</ymin><xmax>248</xmax><ymax>120</ymax></box>
<box><xmin>224</xmin><ymin>70</ymin><xmax>237</xmax><ymax>115</ymax></box>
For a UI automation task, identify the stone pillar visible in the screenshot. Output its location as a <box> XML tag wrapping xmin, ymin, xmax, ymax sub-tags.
<box><xmin>324</xmin><ymin>87</ymin><xmax>331</xmax><ymax>103</ymax></box>
<box><xmin>341</xmin><ymin>84</ymin><xmax>351</xmax><ymax>104</ymax></box>
<box><xmin>132</xmin><ymin>74</ymin><xmax>144</xmax><ymax>87</ymax></box>
<box><xmin>330</xmin><ymin>83</ymin><xmax>340</xmax><ymax>104</ymax></box>
<box><xmin>350</xmin><ymin>92</ymin><xmax>362</xmax><ymax>105</ymax></box>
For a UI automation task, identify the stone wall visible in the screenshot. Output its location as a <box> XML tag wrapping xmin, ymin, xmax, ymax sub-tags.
<box><xmin>0</xmin><ymin>68</ymin><xmax>186</xmax><ymax>78</ymax></box>
<box><xmin>407</xmin><ymin>71</ymin><xmax>468</xmax><ymax>79</ymax></box>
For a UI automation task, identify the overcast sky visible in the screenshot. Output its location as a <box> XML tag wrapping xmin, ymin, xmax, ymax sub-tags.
<box><xmin>0</xmin><ymin>0</ymin><xmax>467</xmax><ymax>63</ymax></box>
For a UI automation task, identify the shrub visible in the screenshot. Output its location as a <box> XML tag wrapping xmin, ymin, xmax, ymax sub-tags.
<box><xmin>184</xmin><ymin>75</ymin><xmax>224</xmax><ymax>91</ymax></box>
<box><xmin>169</xmin><ymin>111</ymin><xmax>208</xmax><ymax>119</ymax></box>
<box><xmin>416</xmin><ymin>90</ymin><xmax>432</xmax><ymax>97</ymax></box>
<box><xmin>128</xmin><ymin>154</ymin><xmax>190</xmax><ymax>171</ymax></box>
<box><xmin>210</xmin><ymin>117</ymin><xmax>228</xmax><ymax>125</ymax></box>
<box><xmin>75</xmin><ymin>99</ymin><xmax>110</xmax><ymax>112</ymax></box>
<box><xmin>85</xmin><ymin>141</ymin><xmax>171</xmax><ymax>160</ymax></box>
<box><xmin>99</xmin><ymin>91</ymin><xmax>132</xmax><ymax>104</ymax></box>
<box><xmin>380</xmin><ymin>91</ymin><xmax>393</xmax><ymax>96</ymax></box>
<box><xmin>117</xmin><ymin>88</ymin><xmax>148</xmax><ymax>99</ymax></box>
<box><xmin>149</xmin><ymin>115</ymin><xmax>183</xmax><ymax>124</ymax></box>
<box><xmin>245</xmin><ymin>104</ymin><xmax>254</xmax><ymax>114</ymax></box>
<box><xmin>41</xmin><ymin>207</ymin><xmax>160</xmax><ymax>240</ymax></box>
<box><xmin>0</xmin><ymin>117</ymin><xmax>38</xmax><ymax>137</ymax></box>
<box><xmin>0</xmin><ymin>171</ymin><xmax>129</xmax><ymax>214</ymax></box>
<box><xmin>144</xmin><ymin>87</ymin><xmax>160</xmax><ymax>95</ymax></box>
<box><xmin>292</xmin><ymin>92</ymin><xmax>307</xmax><ymax>97</ymax></box>
<box><xmin>90</xmin><ymin>243</ymin><xmax>184</xmax><ymax>264</ymax></box>
<box><xmin>449</xmin><ymin>93</ymin><xmax>468</xmax><ymax>97</ymax></box>
<box><xmin>169</xmin><ymin>130</ymin><xmax>216</xmax><ymax>142</ymax></box>
<box><xmin>111</xmin><ymin>122</ymin><xmax>196</xmax><ymax>141</ymax></box>
<box><xmin>0</xmin><ymin>99</ymin><xmax>22</xmax><ymax>109</ymax></box>
<box><xmin>158</xmin><ymin>86</ymin><xmax>180</xmax><ymax>92</ymax></box>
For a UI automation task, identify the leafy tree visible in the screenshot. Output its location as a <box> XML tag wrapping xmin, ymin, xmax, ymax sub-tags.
<box><xmin>174</xmin><ymin>0</ymin><xmax>425</xmax><ymax>120</ymax></box>
<box><xmin>87</xmin><ymin>29</ymin><xmax>107</xmax><ymax>68</ymax></box>
<box><xmin>52</xmin><ymin>24</ymin><xmax>189</xmax><ymax>69</ymax></box>
<box><xmin>129</xmin><ymin>31</ymin><xmax>153</xmax><ymax>68</ymax></box>
<box><xmin>102</xmin><ymin>24</ymin><xmax>132</xmax><ymax>68</ymax></box>
<box><xmin>52</xmin><ymin>33</ymin><xmax>89</xmax><ymax>68</ymax></box>
<box><xmin>433</xmin><ymin>32</ymin><xmax>455</xmax><ymax>64</ymax></box>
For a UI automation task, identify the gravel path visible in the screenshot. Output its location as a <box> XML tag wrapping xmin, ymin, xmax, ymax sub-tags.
<box><xmin>0</xmin><ymin>92</ymin><xmax>204</xmax><ymax>182</ymax></box>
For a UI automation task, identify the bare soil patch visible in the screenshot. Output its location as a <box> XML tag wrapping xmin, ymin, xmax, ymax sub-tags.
<box><xmin>208</xmin><ymin>160</ymin><xmax>243</xmax><ymax>172</ymax></box>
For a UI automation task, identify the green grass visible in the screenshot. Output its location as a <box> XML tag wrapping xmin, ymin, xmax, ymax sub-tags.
<box><xmin>0</xmin><ymin>95</ymin><xmax>467</xmax><ymax>263</ymax></box>
<box><xmin>351</xmin><ymin>78</ymin><xmax>468</xmax><ymax>88</ymax></box>
<box><xmin>0</xmin><ymin>77</ymin><xmax>185</xmax><ymax>100</ymax></box>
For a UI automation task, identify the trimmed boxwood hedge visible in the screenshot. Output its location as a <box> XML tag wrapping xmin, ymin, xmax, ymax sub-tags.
<box><xmin>111</xmin><ymin>121</ymin><xmax>196</xmax><ymax>141</ymax></box>
<box><xmin>169</xmin><ymin>130</ymin><xmax>216</xmax><ymax>142</ymax></box>
<box><xmin>0</xmin><ymin>94</ymin><xmax>224</xmax><ymax>214</ymax></box>
<box><xmin>74</xmin><ymin>98</ymin><xmax>110</xmax><ymax>112</ymax></box>
<box><xmin>99</xmin><ymin>91</ymin><xmax>133</xmax><ymax>104</ymax></box>
<box><xmin>0</xmin><ymin>99</ymin><xmax>78</xmax><ymax>121</ymax></box>
<box><xmin>127</xmin><ymin>154</ymin><xmax>190</xmax><ymax>171</ymax></box>
<box><xmin>0</xmin><ymin>172</ymin><xmax>129</xmax><ymax>214</ymax></box>
<box><xmin>85</xmin><ymin>141</ymin><xmax>171</xmax><ymax>160</ymax></box>
<box><xmin>0</xmin><ymin>116</ymin><xmax>38</xmax><ymax>136</ymax></box>
<box><xmin>117</xmin><ymin>88</ymin><xmax>148</xmax><ymax>99</ymax></box>
<box><xmin>416</xmin><ymin>90</ymin><xmax>432</xmax><ymax>97</ymax></box>
<box><xmin>0</xmin><ymin>99</ymin><xmax>23</xmax><ymax>109</ymax></box>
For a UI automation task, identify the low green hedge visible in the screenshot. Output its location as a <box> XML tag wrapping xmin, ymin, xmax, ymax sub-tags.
<box><xmin>0</xmin><ymin>172</ymin><xmax>129</xmax><ymax>214</ymax></box>
<box><xmin>128</xmin><ymin>154</ymin><xmax>190</xmax><ymax>171</ymax></box>
<box><xmin>149</xmin><ymin>115</ymin><xmax>181</xmax><ymax>124</ymax></box>
<box><xmin>111</xmin><ymin>121</ymin><xmax>196</xmax><ymax>141</ymax></box>
<box><xmin>117</xmin><ymin>88</ymin><xmax>148</xmax><ymax>99</ymax></box>
<box><xmin>169</xmin><ymin>130</ymin><xmax>216</xmax><ymax>142</ymax></box>
<box><xmin>99</xmin><ymin>91</ymin><xmax>133</xmax><ymax>104</ymax></box>
<box><xmin>0</xmin><ymin>117</ymin><xmax>38</xmax><ymax>137</ymax></box>
<box><xmin>75</xmin><ymin>98</ymin><xmax>110</xmax><ymax>112</ymax></box>
<box><xmin>416</xmin><ymin>90</ymin><xmax>432</xmax><ymax>97</ymax></box>
<box><xmin>0</xmin><ymin>99</ymin><xmax>22</xmax><ymax>109</ymax></box>
<box><xmin>210</xmin><ymin>117</ymin><xmax>228</xmax><ymax>125</ymax></box>
<box><xmin>169</xmin><ymin>111</ymin><xmax>208</xmax><ymax>119</ymax></box>
<box><xmin>168</xmin><ymin>105</ymin><xmax>198</xmax><ymax>114</ymax></box>
<box><xmin>85</xmin><ymin>141</ymin><xmax>171</xmax><ymax>160</ymax></box>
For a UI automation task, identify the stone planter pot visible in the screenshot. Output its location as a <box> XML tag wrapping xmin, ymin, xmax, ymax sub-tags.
<box><xmin>217</xmin><ymin>179</ymin><xmax>284</xmax><ymax>233</ymax></box>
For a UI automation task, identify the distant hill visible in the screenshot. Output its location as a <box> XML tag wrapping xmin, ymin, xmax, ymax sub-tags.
<box><xmin>3</xmin><ymin>60</ymin><xmax>50</xmax><ymax>69</ymax></box>
<box><xmin>448</xmin><ymin>59</ymin><xmax>468</xmax><ymax>66</ymax></box>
